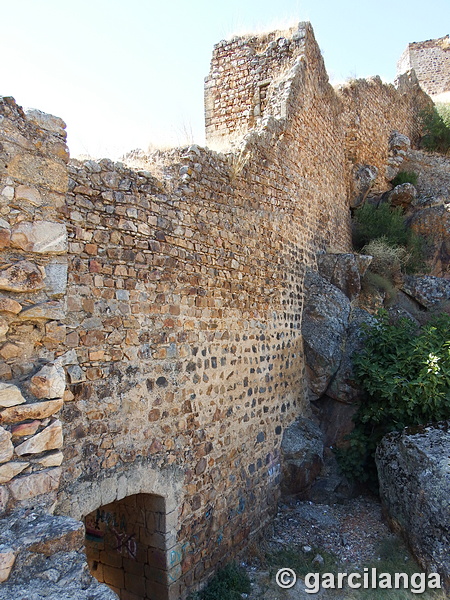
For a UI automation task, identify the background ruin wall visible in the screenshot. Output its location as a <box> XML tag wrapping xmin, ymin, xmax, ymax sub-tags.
<box><xmin>0</xmin><ymin>21</ymin><xmax>433</xmax><ymax>599</ymax></box>
<box><xmin>397</xmin><ymin>35</ymin><xmax>450</xmax><ymax>97</ymax></box>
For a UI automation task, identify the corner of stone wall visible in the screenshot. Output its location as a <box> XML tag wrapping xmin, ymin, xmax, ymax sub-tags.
<box><xmin>0</xmin><ymin>96</ymin><xmax>70</xmax><ymax>516</ymax></box>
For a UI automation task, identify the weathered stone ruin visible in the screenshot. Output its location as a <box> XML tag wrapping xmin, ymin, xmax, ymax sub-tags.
<box><xmin>397</xmin><ymin>34</ymin><xmax>450</xmax><ymax>98</ymax></box>
<box><xmin>0</xmin><ymin>21</ymin><xmax>447</xmax><ymax>600</ymax></box>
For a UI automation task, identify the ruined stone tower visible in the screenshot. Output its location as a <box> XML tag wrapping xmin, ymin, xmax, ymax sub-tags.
<box><xmin>397</xmin><ymin>35</ymin><xmax>450</xmax><ymax>97</ymax></box>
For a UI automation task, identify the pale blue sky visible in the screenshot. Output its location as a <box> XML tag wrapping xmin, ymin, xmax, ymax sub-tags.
<box><xmin>2</xmin><ymin>0</ymin><xmax>448</xmax><ymax>158</ymax></box>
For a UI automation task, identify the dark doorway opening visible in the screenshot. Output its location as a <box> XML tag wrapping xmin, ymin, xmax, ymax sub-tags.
<box><xmin>84</xmin><ymin>493</ymin><xmax>172</xmax><ymax>600</ymax></box>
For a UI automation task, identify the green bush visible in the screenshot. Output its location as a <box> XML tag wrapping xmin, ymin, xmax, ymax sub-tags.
<box><xmin>391</xmin><ymin>170</ymin><xmax>418</xmax><ymax>187</ymax></box>
<box><xmin>353</xmin><ymin>203</ymin><xmax>410</xmax><ymax>250</ymax></box>
<box><xmin>188</xmin><ymin>562</ymin><xmax>251</xmax><ymax>600</ymax></box>
<box><xmin>337</xmin><ymin>311</ymin><xmax>450</xmax><ymax>489</ymax></box>
<box><xmin>420</xmin><ymin>103</ymin><xmax>450</xmax><ymax>154</ymax></box>
<box><xmin>353</xmin><ymin>203</ymin><xmax>426</xmax><ymax>274</ymax></box>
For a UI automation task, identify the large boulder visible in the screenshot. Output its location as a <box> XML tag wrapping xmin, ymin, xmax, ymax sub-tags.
<box><xmin>281</xmin><ymin>418</ymin><xmax>324</xmax><ymax>497</ymax></box>
<box><xmin>0</xmin><ymin>510</ymin><xmax>117</xmax><ymax>599</ymax></box>
<box><xmin>350</xmin><ymin>164</ymin><xmax>378</xmax><ymax>208</ymax></box>
<box><xmin>376</xmin><ymin>423</ymin><xmax>450</xmax><ymax>589</ymax></box>
<box><xmin>402</xmin><ymin>275</ymin><xmax>450</xmax><ymax>308</ymax></box>
<box><xmin>385</xmin><ymin>182</ymin><xmax>418</xmax><ymax>209</ymax></box>
<box><xmin>408</xmin><ymin>204</ymin><xmax>450</xmax><ymax>278</ymax></box>
<box><xmin>386</xmin><ymin>131</ymin><xmax>410</xmax><ymax>181</ymax></box>
<box><xmin>317</xmin><ymin>253</ymin><xmax>371</xmax><ymax>301</ymax></box>
<box><xmin>302</xmin><ymin>269</ymin><xmax>351</xmax><ymax>401</ymax></box>
<box><xmin>326</xmin><ymin>308</ymin><xmax>376</xmax><ymax>406</ymax></box>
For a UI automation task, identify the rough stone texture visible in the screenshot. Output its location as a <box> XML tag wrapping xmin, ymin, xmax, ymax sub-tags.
<box><xmin>317</xmin><ymin>253</ymin><xmax>371</xmax><ymax>301</ymax></box>
<box><xmin>0</xmin><ymin>398</ymin><xmax>63</xmax><ymax>424</ymax></box>
<box><xmin>0</xmin><ymin>510</ymin><xmax>117</xmax><ymax>599</ymax></box>
<box><xmin>280</xmin><ymin>417</ymin><xmax>324</xmax><ymax>497</ymax></box>
<box><xmin>349</xmin><ymin>164</ymin><xmax>378</xmax><ymax>208</ymax></box>
<box><xmin>0</xmin><ymin>261</ymin><xmax>44</xmax><ymax>293</ymax></box>
<box><xmin>402</xmin><ymin>275</ymin><xmax>450</xmax><ymax>308</ymax></box>
<box><xmin>376</xmin><ymin>423</ymin><xmax>450</xmax><ymax>589</ymax></box>
<box><xmin>11</xmin><ymin>221</ymin><xmax>67</xmax><ymax>254</ymax></box>
<box><xmin>0</xmin><ymin>383</ymin><xmax>25</xmax><ymax>408</ymax></box>
<box><xmin>0</xmin><ymin>22</ymin><xmax>441</xmax><ymax>600</ymax></box>
<box><xmin>386</xmin><ymin>182</ymin><xmax>418</xmax><ymax>208</ymax></box>
<box><xmin>8</xmin><ymin>468</ymin><xmax>61</xmax><ymax>503</ymax></box>
<box><xmin>302</xmin><ymin>269</ymin><xmax>351</xmax><ymax>401</ymax></box>
<box><xmin>397</xmin><ymin>35</ymin><xmax>450</xmax><ymax>97</ymax></box>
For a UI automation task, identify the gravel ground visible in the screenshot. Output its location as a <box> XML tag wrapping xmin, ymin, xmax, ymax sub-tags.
<box><xmin>243</xmin><ymin>495</ymin><xmax>416</xmax><ymax>600</ymax></box>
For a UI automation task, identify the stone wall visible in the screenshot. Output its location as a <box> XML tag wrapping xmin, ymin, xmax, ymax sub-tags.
<box><xmin>0</xmin><ymin>21</ymin><xmax>436</xmax><ymax>600</ymax></box>
<box><xmin>337</xmin><ymin>72</ymin><xmax>432</xmax><ymax>196</ymax></box>
<box><xmin>397</xmin><ymin>36</ymin><xmax>450</xmax><ymax>97</ymax></box>
<box><xmin>0</xmin><ymin>97</ymin><xmax>70</xmax><ymax>518</ymax></box>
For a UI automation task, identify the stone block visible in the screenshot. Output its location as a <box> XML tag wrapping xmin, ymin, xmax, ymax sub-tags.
<box><xmin>19</xmin><ymin>301</ymin><xmax>65</xmax><ymax>321</ymax></box>
<box><xmin>0</xmin><ymin>261</ymin><xmax>44</xmax><ymax>293</ymax></box>
<box><xmin>0</xmin><ymin>461</ymin><xmax>29</xmax><ymax>484</ymax></box>
<box><xmin>33</xmin><ymin>450</ymin><xmax>63</xmax><ymax>467</ymax></box>
<box><xmin>44</xmin><ymin>261</ymin><xmax>68</xmax><ymax>297</ymax></box>
<box><xmin>0</xmin><ymin>398</ymin><xmax>63</xmax><ymax>424</ymax></box>
<box><xmin>29</xmin><ymin>364</ymin><xmax>66</xmax><ymax>399</ymax></box>
<box><xmin>0</xmin><ymin>383</ymin><xmax>25</xmax><ymax>408</ymax></box>
<box><xmin>0</xmin><ymin>299</ymin><xmax>22</xmax><ymax>315</ymax></box>
<box><xmin>14</xmin><ymin>420</ymin><xmax>63</xmax><ymax>456</ymax></box>
<box><xmin>0</xmin><ymin>427</ymin><xmax>13</xmax><ymax>464</ymax></box>
<box><xmin>11</xmin><ymin>221</ymin><xmax>67</xmax><ymax>254</ymax></box>
<box><xmin>15</xmin><ymin>184</ymin><xmax>42</xmax><ymax>205</ymax></box>
<box><xmin>8</xmin><ymin>467</ymin><xmax>61</xmax><ymax>500</ymax></box>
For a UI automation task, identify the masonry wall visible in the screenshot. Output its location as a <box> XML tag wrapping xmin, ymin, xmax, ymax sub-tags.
<box><xmin>0</xmin><ymin>97</ymin><xmax>70</xmax><ymax>517</ymax></box>
<box><xmin>54</xmin><ymin>25</ymin><xmax>353</xmax><ymax>597</ymax></box>
<box><xmin>337</xmin><ymin>72</ymin><xmax>432</xmax><ymax>195</ymax></box>
<box><xmin>0</xmin><ymin>21</ymin><xmax>435</xmax><ymax>600</ymax></box>
<box><xmin>397</xmin><ymin>36</ymin><xmax>450</xmax><ymax>97</ymax></box>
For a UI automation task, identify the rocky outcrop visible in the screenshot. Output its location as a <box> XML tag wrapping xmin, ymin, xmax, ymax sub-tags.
<box><xmin>376</xmin><ymin>423</ymin><xmax>450</xmax><ymax>589</ymax></box>
<box><xmin>0</xmin><ymin>510</ymin><xmax>117</xmax><ymax>599</ymax></box>
<box><xmin>386</xmin><ymin>131</ymin><xmax>410</xmax><ymax>181</ymax></box>
<box><xmin>402</xmin><ymin>275</ymin><xmax>450</xmax><ymax>308</ymax></box>
<box><xmin>280</xmin><ymin>418</ymin><xmax>324</xmax><ymax>497</ymax></box>
<box><xmin>350</xmin><ymin>164</ymin><xmax>378</xmax><ymax>208</ymax></box>
<box><xmin>302</xmin><ymin>269</ymin><xmax>351</xmax><ymax>402</ymax></box>
<box><xmin>302</xmin><ymin>261</ymin><xmax>374</xmax><ymax>448</ymax></box>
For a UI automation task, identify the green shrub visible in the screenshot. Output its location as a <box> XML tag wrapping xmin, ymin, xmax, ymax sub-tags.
<box><xmin>352</xmin><ymin>203</ymin><xmax>411</xmax><ymax>250</ymax></box>
<box><xmin>420</xmin><ymin>103</ymin><xmax>450</xmax><ymax>154</ymax></box>
<box><xmin>188</xmin><ymin>562</ymin><xmax>251</xmax><ymax>600</ymax></box>
<box><xmin>353</xmin><ymin>203</ymin><xmax>426</xmax><ymax>274</ymax></box>
<box><xmin>337</xmin><ymin>311</ymin><xmax>450</xmax><ymax>489</ymax></box>
<box><xmin>391</xmin><ymin>170</ymin><xmax>418</xmax><ymax>187</ymax></box>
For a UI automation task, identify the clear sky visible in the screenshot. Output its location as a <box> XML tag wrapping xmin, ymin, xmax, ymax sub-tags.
<box><xmin>2</xmin><ymin>0</ymin><xmax>448</xmax><ymax>159</ymax></box>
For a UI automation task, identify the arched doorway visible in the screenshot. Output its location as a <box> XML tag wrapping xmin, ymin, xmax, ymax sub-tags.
<box><xmin>84</xmin><ymin>493</ymin><xmax>177</xmax><ymax>600</ymax></box>
<box><xmin>56</xmin><ymin>462</ymin><xmax>184</xmax><ymax>600</ymax></box>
